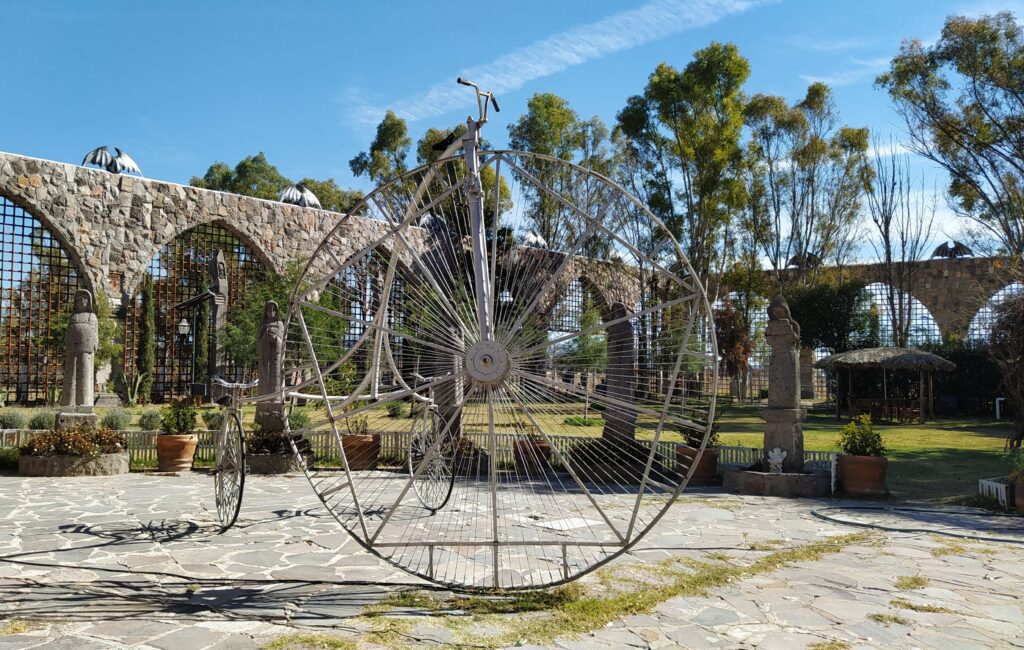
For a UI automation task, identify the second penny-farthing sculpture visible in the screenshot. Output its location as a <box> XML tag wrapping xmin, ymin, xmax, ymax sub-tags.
<box><xmin>277</xmin><ymin>79</ymin><xmax>719</xmax><ymax>590</ymax></box>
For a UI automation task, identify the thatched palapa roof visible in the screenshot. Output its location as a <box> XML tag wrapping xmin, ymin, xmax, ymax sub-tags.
<box><xmin>814</xmin><ymin>347</ymin><xmax>956</xmax><ymax>372</ymax></box>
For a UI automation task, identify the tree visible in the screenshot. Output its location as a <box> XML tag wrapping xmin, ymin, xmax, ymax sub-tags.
<box><xmin>191</xmin><ymin>154</ymin><xmax>362</xmax><ymax>213</ymax></box>
<box><xmin>616</xmin><ymin>43</ymin><xmax>749</xmax><ymax>280</ymax></box>
<box><xmin>136</xmin><ymin>274</ymin><xmax>156</xmax><ymax>404</ymax></box>
<box><xmin>991</xmin><ymin>290</ymin><xmax>1024</xmax><ymax>447</ymax></box>
<box><xmin>786</xmin><ymin>282</ymin><xmax>870</xmax><ymax>353</ymax></box>
<box><xmin>878</xmin><ymin>11</ymin><xmax>1024</xmax><ymax>254</ymax></box>
<box><xmin>349</xmin><ymin>109</ymin><xmax>412</xmax><ymax>185</ymax></box>
<box><xmin>714</xmin><ymin>298</ymin><xmax>754</xmax><ymax>399</ymax></box>
<box><xmin>863</xmin><ymin>141</ymin><xmax>936</xmax><ymax>346</ymax></box>
<box><xmin>743</xmin><ymin>84</ymin><xmax>871</xmax><ymax>287</ymax></box>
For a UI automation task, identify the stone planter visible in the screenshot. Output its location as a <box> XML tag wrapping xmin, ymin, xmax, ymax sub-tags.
<box><xmin>19</xmin><ymin>452</ymin><xmax>129</xmax><ymax>477</ymax></box>
<box><xmin>677</xmin><ymin>446</ymin><xmax>720</xmax><ymax>485</ymax></box>
<box><xmin>1015</xmin><ymin>480</ymin><xmax>1024</xmax><ymax>514</ymax></box>
<box><xmin>342</xmin><ymin>433</ymin><xmax>380</xmax><ymax>471</ymax></box>
<box><xmin>838</xmin><ymin>454</ymin><xmax>887</xmax><ymax>497</ymax></box>
<box><xmin>248</xmin><ymin>452</ymin><xmax>306</xmax><ymax>475</ymax></box>
<box><xmin>156</xmin><ymin>434</ymin><xmax>198</xmax><ymax>472</ymax></box>
<box><xmin>513</xmin><ymin>439</ymin><xmax>551</xmax><ymax>475</ymax></box>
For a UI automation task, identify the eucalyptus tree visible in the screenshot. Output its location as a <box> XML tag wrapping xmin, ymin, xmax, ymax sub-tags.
<box><xmin>349</xmin><ymin>109</ymin><xmax>412</xmax><ymax>185</ymax></box>
<box><xmin>743</xmin><ymin>83</ymin><xmax>871</xmax><ymax>287</ymax></box>
<box><xmin>878</xmin><ymin>11</ymin><xmax>1024</xmax><ymax>255</ymax></box>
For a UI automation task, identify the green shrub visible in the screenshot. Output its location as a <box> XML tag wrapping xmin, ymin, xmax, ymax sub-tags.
<box><xmin>0</xmin><ymin>446</ymin><xmax>18</xmax><ymax>469</ymax></box>
<box><xmin>288</xmin><ymin>410</ymin><xmax>311</xmax><ymax>430</ymax></box>
<box><xmin>386</xmin><ymin>401</ymin><xmax>407</xmax><ymax>419</ymax></box>
<box><xmin>247</xmin><ymin>424</ymin><xmax>290</xmax><ymax>454</ymax></box>
<box><xmin>160</xmin><ymin>400</ymin><xmax>198</xmax><ymax>435</ymax></box>
<box><xmin>21</xmin><ymin>423</ymin><xmax>126</xmax><ymax>458</ymax></box>
<box><xmin>563</xmin><ymin>415</ymin><xmax>603</xmax><ymax>427</ymax></box>
<box><xmin>100</xmin><ymin>407</ymin><xmax>131</xmax><ymax>431</ymax></box>
<box><xmin>837</xmin><ymin>414</ymin><xmax>886</xmax><ymax>457</ymax></box>
<box><xmin>0</xmin><ymin>410</ymin><xmax>25</xmax><ymax>430</ymax></box>
<box><xmin>201</xmin><ymin>410</ymin><xmax>225</xmax><ymax>431</ymax></box>
<box><xmin>28</xmin><ymin>411</ymin><xmax>56</xmax><ymax>431</ymax></box>
<box><xmin>346</xmin><ymin>415</ymin><xmax>369</xmax><ymax>436</ymax></box>
<box><xmin>138</xmin><ymin>409</ymin><xmax>162</xmax><ymax>431</ymax></box>
<box><xmin>1007</xmin><ymin>448</ymin><xmax>1024</xmax><ymax>483</ymax></box>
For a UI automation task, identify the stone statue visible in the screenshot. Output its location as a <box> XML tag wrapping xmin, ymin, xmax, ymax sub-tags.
<box><xmin>257</xmin><ymin>300</ymin><xmax>285</xmax><ymax>397</ymax></box>
<box><xmin>763</xmin><ymin>294</ymin><xmax>804</xmax><ymax>472</ymax></box>
<box><xmin>767</xmin><ymin>448</ymin><xmax>787</xmax><ymax>475</ymax></box>
<box><xmin>209</xmin><ymin>251</ymin><xmax>229</xmax><ymax>400</ymax></box>
<box><xmin>60</xmin><ymin>289</ymin><xmax>98</xmax><ymax>411</ymax></box>
<box><xmin>602</xmin><ymin>301</ymin><xmax>638</xmax><ymax>444</ymax></box>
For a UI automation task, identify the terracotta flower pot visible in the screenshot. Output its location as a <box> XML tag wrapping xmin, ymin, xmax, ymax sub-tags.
<box><xmin>677</xmin><ymin>446</ymin><xmax>720</xmax><ymax>485</ymax></box>
<box><xmin>156</xmin><ymin>434</ymin><xmax>198</xmax><ymax>472</ymax></box>
<box><xmin>838</xmin><ymin>454</ymin><xmax>888</xmax><ymax>497</ymax></box>
<box><xmin>342</xmin><ymin>433</ymin><xmax>380</xmax><ymax>471</ymax></box>
<box><xmin>513</xmin><ymin>439</ymin><xmax>551</xmax><ymax>475</ymax></box>
<box><xmin>1015</xmin><ymin>480</ymin><xmax>1024</xmax><ymax>514</ymax></box>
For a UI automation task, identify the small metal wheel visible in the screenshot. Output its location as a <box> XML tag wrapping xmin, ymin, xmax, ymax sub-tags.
<box><xmin>409</xmin><ymin>409</ymin><xmax>456</xmax><ymax>513</ymax></box>
<box><xmin>214</xmin><ymin>410</ymin><xmax>245</xmax><ymax>531</ymax></box>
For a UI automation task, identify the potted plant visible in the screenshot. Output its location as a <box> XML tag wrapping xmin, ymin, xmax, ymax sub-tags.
<box><xmin>677</xmin><ymin>426</ymin><xmax>721</xmax><ymax>486</ymax></box>
<box><xmin>247</xmin><ymin>423</ymin><xmax>301</xmax><ymax>474</ymax></box>
<box><xmin>837</xmin><ymin>414</ymin><xmax>887</xmax><ymax>497</ymax></box>
<box><xmin>156</xmin><ymin>399</ymin><xmax>199</xmax><ymax>472</ymax></box>
<box><xmin>513</xmin><ymin>424</ymin><xmax>551</xmax><ymax>475</ymax></box>
<box><xmin>342</xmin><ymin>413</ymin><xmax>380</xmax><ymax>471</ymax></box>
<box><xmin>1007</xmin><ymin>448</ymin><xmax>1024</xmax><ymax>513</ymax></box>
<box><xmin>19</xmin><ymin>422</ymin><xmax>129</xmax><ymax>476</ymax></box>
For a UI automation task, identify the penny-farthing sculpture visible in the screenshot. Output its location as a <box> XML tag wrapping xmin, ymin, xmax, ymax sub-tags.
<box><xmin>282</xmin><ymin>80</ymin><xmax>718</xmax><ymax>590</ymax></box>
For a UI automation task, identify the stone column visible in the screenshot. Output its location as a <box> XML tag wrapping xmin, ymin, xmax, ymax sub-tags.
<box><xmin>57</xmin><ymin>289</ymin><xmax>98</xmax><ymax>429</ymax></box>
<box><xmin>601</xmin><ymin>302</ymin><xmax>637</xmax><ymax>445</ymax></box>
<box><xmin>764</xmin><ymin>295</ymin><xmax>804</xmax><ymax>473</ymax></box>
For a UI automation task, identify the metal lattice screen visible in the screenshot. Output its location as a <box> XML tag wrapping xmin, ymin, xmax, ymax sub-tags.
<box><xmin>863</xmin><ymin>282</ymin><xmax>941</xmax><ymax>346</ymax></box>
<box><xmin>968</xmin><ymin>282</ymin><xmax>1024</xmax><ymax>342</ymax></box>
<box><xmin>123</xmin><ymin>223</ymin><xmax>268</xmax><ymax>403</ymax></box>
<box><xmin>0</xmin><ymin>196</ymin><xmax>81</xmax><ymax>405</ymax></box>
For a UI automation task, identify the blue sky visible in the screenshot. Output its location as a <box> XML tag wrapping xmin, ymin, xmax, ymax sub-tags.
<box><xmin>3</xmin><ymin>0</ymin><xmax>1021</xmax><ymax>240</ymax></box>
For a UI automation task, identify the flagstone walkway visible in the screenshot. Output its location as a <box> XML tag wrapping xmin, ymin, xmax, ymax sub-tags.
<box><xmin>1</xmin><ymin>471</ymin><xmax>1022</xmax><ymax>649</ymax></box>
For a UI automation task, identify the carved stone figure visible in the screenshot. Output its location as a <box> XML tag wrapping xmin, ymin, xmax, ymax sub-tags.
<box><xmin>61</xmin><ymin>289</ymin><xmax>99</xmax><ymax>411</ymax></box>
<box><xmin>763</xmin><ymin>294</ymin><xmax>804</xmax><ymax>472</ymax></box>
<box><xmin>257</xmin><ymin>301</ymin><xmax>285</xmax><ymax>397</ymax></box>
<box><xmin>209</xmin><ymin>251</ymin><xmax>229</xmax><ymax>400</ymax></box>
<box><xmin>602</xmin><ymin>301</ymin><xmax>638</xmax><ymax>444</ymax></box>
<box><xmin>767</xmin><ymin>448</ymin><xmax>787</xmax><ymax>475</ymax></box>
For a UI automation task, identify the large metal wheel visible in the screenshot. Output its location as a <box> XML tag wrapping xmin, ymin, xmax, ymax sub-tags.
<box><xmin>214</xmin><ymin>410</ymin><xmax>245</xmax><ymax>531</ymax></box>
<box><xmin>283</xmin><ymin>144</ymin><xmax>718</xmax><ymax>590</ymax></box>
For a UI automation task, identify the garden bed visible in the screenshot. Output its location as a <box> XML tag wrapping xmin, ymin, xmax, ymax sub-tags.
<box><xmin>19</xmin><ymin>452</ymin><xmax>129</xmax><ymax>477</ymax></box>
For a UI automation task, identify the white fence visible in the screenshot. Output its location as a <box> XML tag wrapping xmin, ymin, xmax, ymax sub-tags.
<box><xmin>978</xmin><ymin>477</ymin><xmax>1011</xmax><ymax>508</ymax></box>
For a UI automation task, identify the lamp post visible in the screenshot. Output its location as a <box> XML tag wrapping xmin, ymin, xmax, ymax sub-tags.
<box><xmin>177</xmin><ymin>317</ymin><xmax>192</xmax><ymax>391</ymax></box>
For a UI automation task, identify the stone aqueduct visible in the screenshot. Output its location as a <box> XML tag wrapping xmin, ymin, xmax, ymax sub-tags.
<box><xmin>0</xmin><ymin>150</ymin><xmax>1019</xmax><ymax>401</ymax></box>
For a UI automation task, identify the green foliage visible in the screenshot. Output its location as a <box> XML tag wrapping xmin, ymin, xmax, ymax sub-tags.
<box><xmin>349</xmin><ymin>110</ymin><xmax>411</xmax><ymax>184</ymax></box>
<box><xmin>786</xmin><ymin>282</ymin><xmax>870</xmax><ymax>352</ymax></box>
<box><xmin>1006</xmin><ymin>447</ymin><xmax>1024</xmax><ymax>482</ymax></box>
<box><xmin>201</xmin><ymin>410</ymin><xmax>224</xmax><ymax>431</ymax></box>
<box><xmin>0</xmin><ymin>410</ymin><xmax>25</xmax><ymax>430</ymax></box>
<box><xmin>247</xmin><ymin>424</ymin><xmax>290</xmax><ymax>454</ymax></box>
<box><xmin>563</xmin><ymin>416</ymin><xmax>603</xmax><ymax>427</ymax></box>
<box><xmin>21</xmin><ymin>423</ymin><xmax>125</xmax><ymax>458</ymax></box>
<box><xmin>136</xmin><ymin>275</ymin><xmax>156</xmax><ymax>404</ymax></box>
<box><xmin>160</xmin><ymin>400</ymin><xmax>198</xmax><ymax>435</ymax></box>
<box><xmin>837</xmin><ymin>414</ymin><xmax>886</xmax><ymax>457</ymax></box>
<box><xmin>919</xmin><ymin>340</ymin><xmax>1001</xmax><ymax>414</ymax></box>
<box><xmin>223</xmin><ymin>260</ymin><xmax>302</xmax><ymax>374</ymax></box>
<box><xmin>138</xmin><ymin>409</ymin><xmax>162</xmax><ymax>431</ymax></box>
<box><xmin>28</xmin><ymin>410</ymin><xmax>56</xmax><ymax>431</ymax></box>
<box><xmin>294</xmin><ymin>177</ymin><xmax>362</xmax><ymax>213</ymax></box>
<box><xmin>100</xmin><ymin>407</ymin><xmax>131</xmax><ymax>431</ymax></box>
<box><xmin>555</xmin><ymin>301</ymin><xmax>606</xmax><ymax>374</ymax></box>
<box><xmin>878</xmin><ymin>12</ymin><xmax>1024</xmax><ymax>254</ymax></box>
<box><xmin>714</xmin><ymin>298</ymin><xmax>753</xmax><ymax>377</ymax></box>
<box><xmin>386</xmin><ymin>401</ymin><xmax>407</xmax><ymax>419</ymax></box>
<box><xmin>0</xmin><ymin>446</ymin><xmax>18</xmax><ymax>470</ymax></box>
<box><xmin>192</xmin><ymin>281</ymin><xmax>210</xmax><ymax>388</ymax></box>
<box><xmin>288</xmin><ymin>409</ymin><xmax>311</xmax><ymax>430</ymax></box>
<box><xmin>346</xmin><ymin>414</ymin><xmax>369</xmax><ymax>436</ymax></box>
<box><xmin>616</xmin><ymin>43</ymin><xmax>749</xmax><ymax>277</ymax></box>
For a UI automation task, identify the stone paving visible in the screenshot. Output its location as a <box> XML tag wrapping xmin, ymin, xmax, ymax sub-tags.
<box><xmin>1</xmin><ymin>471</ymin><xmax>1022</xmax><ymax>649</ymax></box>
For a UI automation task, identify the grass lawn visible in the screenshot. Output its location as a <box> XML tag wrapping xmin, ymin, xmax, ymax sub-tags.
<box><xmin>716</xmin><ymin>403</ymin><xmax>1013</xmax><ymax>503</ymax></box>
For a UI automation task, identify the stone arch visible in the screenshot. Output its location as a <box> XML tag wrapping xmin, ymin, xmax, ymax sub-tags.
<box><xmin>123</xmin><ymin>221</ymin><xmax>274</xmax><ymax>403</ymax></box>
<box><xmin>0</xmin><ymin>194</ymin><xmax>89</xmax><ymax>404</ymax></box>
<box><xmin>862</xmin><ymin>281</ymin><xmax>942</xmax><ymax>346</ymax></box>
<box><xmin>967</xmin><ymin>281</ymin><xmax>1024</xmax><ymax>342</ymax></box>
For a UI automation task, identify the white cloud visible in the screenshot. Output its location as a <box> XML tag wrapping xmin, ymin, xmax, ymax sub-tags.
<box><xmin>799</xmin><ymin>54</ymin><xmax>890</xmax><ymax>87</ymax></box>
<box><xmin>784</xmin><ymin>35</ymin><xmax>870</xmax><ymax>52</ymax></box>
<box><xmin>345</xmin><ymin>0</ymin><xmax>769</xmax><ymax>127</ymax></box>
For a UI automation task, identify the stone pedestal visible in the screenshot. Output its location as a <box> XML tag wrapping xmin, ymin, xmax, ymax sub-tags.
<box><xmin>723</xmin><ymin>468</ymin><xmax>829</xmax><ymax>497</ymax></box>
<box><xmin>255</xmin><ymin>402</ymin><xmax>287</xmax><ymax>433</ymax></box>
<box><xmin>94</xmin><ymin>392</ymin><xmax>122</xmax><ymax>408</ymax></box>
<box><xmin>56</xmin><ymin>411</ymin><xmax>97</xmax><ymax>430</ymax></box>
<box><xmin>762</xmin><ymin>407</ymin><xmax>805</xmax><ymax>473</ymax></box>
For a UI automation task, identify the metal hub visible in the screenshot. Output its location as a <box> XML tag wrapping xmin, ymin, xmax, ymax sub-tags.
<box><xmin>465</xmin><ymin>340</ymin><xmax>510</xmax><ymax>386</ymax></box>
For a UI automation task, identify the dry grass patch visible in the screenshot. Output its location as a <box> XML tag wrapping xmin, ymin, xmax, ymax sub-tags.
<box><xmin>868</xmin><ymin>613</ymin><xmax>909</xmax><ymax>626</ymax></box>
<box><xmin>894</xmin><ymin>575</ymin><xmax>929</xmax><ymax>590</ymax></box>
<box><xmin>0</xmin><ymin>620</ymin><xmax>43</xmax><ymax>636</ymax></box>
<box><xmin>890</xmin><ymin>597</ymin><xmax>954</xmax><ymax>614</ymax></box>
<box><xmin>809</xmin><ymin>642</ymin><xmax>850</xmax><ymax>650</ymax></box>
<box><xmin>263</xmin><ymin>634</ymin><xmax>356</xmax><ymax>650</ymax></box>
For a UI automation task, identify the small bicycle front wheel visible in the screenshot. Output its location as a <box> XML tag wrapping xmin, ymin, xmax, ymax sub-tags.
<box><xmin>214</xmin><ymin>410</ymin><xmax>246</xmax><ymax>531</ymax></box>
<box><xmin>409</xmin><ymin>409</ymin><xmax>456</xmax><ymax>513</ymax></box>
